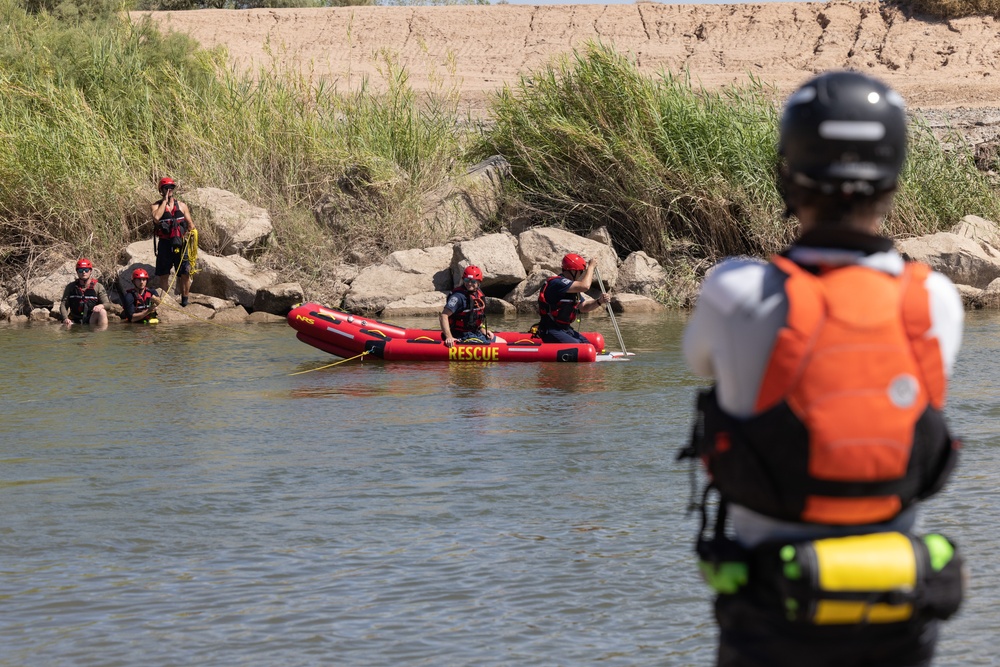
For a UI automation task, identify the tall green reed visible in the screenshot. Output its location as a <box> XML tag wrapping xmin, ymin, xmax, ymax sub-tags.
<box><xmin>480</xmin><ymin>43</ymin><xmax>1000</xmax><ymax>272</ymax></box>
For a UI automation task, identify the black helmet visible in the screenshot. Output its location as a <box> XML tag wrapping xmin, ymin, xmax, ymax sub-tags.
<box><xmin>780</xmin><ymin>71</ymin><xmax>907</xmax><ymax>195</ymax></box>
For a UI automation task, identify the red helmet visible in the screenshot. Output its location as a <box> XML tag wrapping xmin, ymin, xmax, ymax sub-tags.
<box><xmin>158</xmin><ymin>176</ymin><xmax>176</xmax><ymax>190</ymax></box>
<box><xmin>132</xmin><ymin>268</ymin><xmax>149</xmax><ymax>281</ymax></box>
<box><xmin>462</xmin><ymin>265</ymin><xmax>483</xmax><ymax>282</ymax></box>
<box><xmin>76</xmin><ymin>258</ymin><xmax>93</xmax><ymax>270</ymax></box>
<box><xmin>562</xmin><ymin>253</ymin><xmax>586</xmax><ymax>272</ymax></box>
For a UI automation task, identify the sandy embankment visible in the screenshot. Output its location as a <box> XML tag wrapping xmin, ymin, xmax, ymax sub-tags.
<box><xmin>141</xmin><ymin>2</ymin><xmax>1000</xmax><ymax>112</ymax></box>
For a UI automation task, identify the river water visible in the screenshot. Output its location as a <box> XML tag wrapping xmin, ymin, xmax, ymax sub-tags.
<box><xmin>0</xmin><ymin>311</ymin><xmax>997</xmax><ymax>666</ymax></box>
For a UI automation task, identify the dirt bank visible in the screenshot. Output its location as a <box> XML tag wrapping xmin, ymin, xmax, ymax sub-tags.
<box><xmin>139</xmin><ymin>2</ymin><xmax>1000</xmax><ymax>111</ymax></box>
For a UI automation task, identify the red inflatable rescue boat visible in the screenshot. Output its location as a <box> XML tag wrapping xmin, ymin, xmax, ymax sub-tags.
<box><xmin>287</xmin><ymin>302</ymin><xmax>608</xmax><ymax>362</ymax></box>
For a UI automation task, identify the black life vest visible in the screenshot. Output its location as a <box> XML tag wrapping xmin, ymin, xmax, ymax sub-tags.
<box><xmin>67</xmin><ymin>279</ymin><xmax>99</xmax><ymax>320</ymax></box>
<box><xmin>538</xmin><ymin>275</ymin><xmax>581</xmax><ymax>328</ymax></box>
<box><xmin>448</xmin><ymin>285</ymin><xmax>486</xmax><ymax>334</ymax></box>
<box><xmin>126</xmin><ymin>287</ymin><xmax>157</xmax><ymax>319</ymax></box>
<box><xmin>155</xmin><ymin>200</ymin><xmax>187</xmax><ymax>246</ymax></box>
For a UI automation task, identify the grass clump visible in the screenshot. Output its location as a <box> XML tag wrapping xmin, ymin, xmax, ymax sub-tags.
<box><xmin>479</xmin><ymin>43</ymin><xmax>1000</xmax><ymax>281</ymax></box>
<box><xmin>481</xmin><ymin>44</ymin><xmax>790</xmax><ymax>268</ymax></box>
<box><xmin>0</xmin><ymin>0</ymin><xmax>470</xmax><ymax>294</ymax></box>
<box><xmin>893</xmin><ymin>0</ymin><xmax>1000</xmax><ymax>19</ymax></box>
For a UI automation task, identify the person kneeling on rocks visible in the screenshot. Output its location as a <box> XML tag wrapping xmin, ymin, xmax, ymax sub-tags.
<box><xmin>440</xmin><ymin>265</ymin><xmax>506</xmax><ymax>348</ymax></box>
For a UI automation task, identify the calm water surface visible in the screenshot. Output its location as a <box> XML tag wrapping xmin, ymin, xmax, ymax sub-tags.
<box><xmin>1</xmin><ymin>311</ymin><xmax>997</xmax><ymax>666</ymax></box>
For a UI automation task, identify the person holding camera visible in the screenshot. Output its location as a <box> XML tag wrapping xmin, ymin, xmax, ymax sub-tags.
<box><xmin>151</xmin><ymin>176</ymin><xmax>196</xmax><ymax>307</ymax></box>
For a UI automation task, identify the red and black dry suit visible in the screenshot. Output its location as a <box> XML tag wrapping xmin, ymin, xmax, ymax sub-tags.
<box><xmin>154</xmin><ymin>200</ymin><xmax>191</xmax><ymax>277</ymax></box>
<box><xmin>537</xmin><ymin>275</ymin><xmax>591</xmax><ymax>345</ymax></box>
<box><xmin>682</xmin><ymin>230</ymin><xmax>964</xmax><ymax>667</ymax></box>
<box><xmin>537</xmin><ymin>275</ymin><xmax>581</xmax><ymax>330</ymax></box>
<box><xmin>59</xmin><ymin>278</ymin><xmax>111</xmax><ymax>324</ymax></box>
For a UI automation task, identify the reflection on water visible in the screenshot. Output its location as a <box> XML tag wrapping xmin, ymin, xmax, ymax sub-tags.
<box><xmin>0</xmin><ymin>310</ymin><xmax>997</xmax><ymax>666</ymax></box>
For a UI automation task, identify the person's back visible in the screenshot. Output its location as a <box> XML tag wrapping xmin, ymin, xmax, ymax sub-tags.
<box><xmin>681</xmin><ymin>71</ymin><xmax>965</xmax><ymax>667</ymax></box>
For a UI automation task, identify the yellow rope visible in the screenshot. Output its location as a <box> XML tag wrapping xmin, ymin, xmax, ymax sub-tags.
<box><xmin>159</xmin><ymin>235</ymin><xmax>189</xmax><ymax>299</ymax></box>
<box><xmin>288</xmin><ymin>350</ymin><xmax>369</xmax><ymax>375</ymax></box>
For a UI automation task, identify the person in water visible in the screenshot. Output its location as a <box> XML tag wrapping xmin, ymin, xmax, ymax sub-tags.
<box><xmin>536</xmin><ymin>253</ymin><xmax>610</xmax><ymax>344</ymax></box>
<box><xmin>681</xmin><ymin>71</ymin><xmax>964</xmax><ymax>666</ymax></box>
<box><xmin>122</xmin><ymin>268</ymin><xmax>161</xmax><ymax>323</ymax></box>
<box><xmin>440</xmin><ymin>265</ymin><xmax>507</xmax><ymax>347</ymax></box>
<box><xmin>59</xmin><ymin>258</ymin><xmax>111</xmax><ymax>329</ymax></box>
<box><xmin>151</xmin><ymin>176</ymin><xmax>196</xmax><ymax>307</ymax></box>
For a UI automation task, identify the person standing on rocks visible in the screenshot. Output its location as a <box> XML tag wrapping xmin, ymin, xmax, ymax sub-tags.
<box><xmin>536</xmin><ymin>253</ymin><xmax>609</xmax><ymax>344</ymax></box>
<box><xmin>680</xmin><ymin>71</ymin><xmax>965</xmax><ymax>666</ymax></box>
<box><xmin>151</xmin><ymin>176</ymin><xmax>196</xmax><ymax>307</ymax></box>
<box><xmin>59</xmin><ymin>258</ymin><xmax>110</xmax><ymax>329</ymax></box>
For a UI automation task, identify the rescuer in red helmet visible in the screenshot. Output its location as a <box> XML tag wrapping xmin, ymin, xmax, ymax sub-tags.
<box><xmin>59</xmin><ymin>258</ymin><xmax>111</xmax><ymax>329</ymax></box>
<box><xmin>122</xmin><ymin>267</ymin><xmax>161</xmax><ymax>323</ymax></box>
<box><xmin>440</xmin><ymin>265</ymin><xmax>507</xmax><ymax>348</ymax></box>
<box><xmin>151</xmin><ymin>176</ymin><xmax>196</xmax><ymax>307</ymax></box>
<box><xmin>681</xmin><ymin>71</ymin><xmax>965</xmax><ymax>666</ymax></box>
<box><xmin>536</xmin><ymin>253</ymin><xmax>610</xmax><ymax>344</ymax></box>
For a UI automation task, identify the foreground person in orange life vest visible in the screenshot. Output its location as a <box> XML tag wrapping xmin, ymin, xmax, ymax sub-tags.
<box><xmin>681</xmin><ymin>72</ymin><xmax>965</xmax><ymax>667</ymax></box>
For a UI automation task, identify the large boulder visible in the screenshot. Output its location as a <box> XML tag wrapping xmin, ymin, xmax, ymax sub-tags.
<box><xmin>951</xmin><ymin>215</ymin><xmax>1000</xmax><ymax>251</ymax></box>
<box><xmin>381</xmin><ymin>291</ymin><xmax>447</xmax><ymax>317</ymax></box>
<box><xmin>451</xmin><ymin>233</ymin><xmax>526</xmax><ymax>293</ymax></box>
<box><xmin>503</xmin><ymin>269</ymin><xmax>550</xmax><ymax>314</ymax></box>
<box><xmin>344</xmin><ymin>245</ymin><xmax>454</xmax><ymax>314</ymax></box>
<box><xmin>211</xmin><ymin>304</ymin><xmax>250</xmax><ymax>323</ymax></box>
<box><xmin>25</xmin><ymin>260</ymin><xmax>77</xmax><ymax>309</ymax></box>
<box><xmin>189</xmin><ymin>253</ymin><xmax>279</xmax><ymax>307</ymax></box>
<box><xmin>896</xmin><ymin>232</ymin><xmax>1000</xmax><ymax>289</ymax></box>
<box><xmin>419</xmin><ymin>155</ymin><xmax>510</xmax><ymax>244</ymax></box>
<box><xmin>343</xmin><ymin>266</ymin><xmax>440</xmax><ymax>315</ymax></box>
<box><xmin>253</xmin><ymin>282</ymin><xmax>305</xmax><ymax>316</ymax></box>
<box><xmin>117</xmin><ymin>240</ymin><xmax>158</xmax><ymax>297</ymax></box>
<box><xmin>618</xmin><ymin>251</ymin><xmax>669</xmax><ymax>297</ymax></box>
<box><xmin>185</xmin><ymin>187</ymin><xmax>273</xmax><ymax>259</ymax></box>
<box><xmin>611</xmin><ymin>293</ymin><xmax>665</xmax><ymax>313</ymax></box>
<box><xmin>954</xmin><ymin>283</ymin><xmax>985</xmax><ymax>309</ymax></box>
<box><xmin>155</xmin><ymin>299</ymin><xmax>215</xmax><ymax>324</ymax></box>
<box><xmin>384</xmin><ymin>245</ymin><xmax>454</xmax><ymax>289</ymax></box>
<box><xmin>517</xmin><ymin>227</ymin><xmax>619</xmax><ymax>288</ymax></box>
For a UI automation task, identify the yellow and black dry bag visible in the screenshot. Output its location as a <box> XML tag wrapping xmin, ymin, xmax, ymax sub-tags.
<box><xmin>761</xmin><ymin>532</ymin><xmax>964</xmax><ymax>625</ymax></box>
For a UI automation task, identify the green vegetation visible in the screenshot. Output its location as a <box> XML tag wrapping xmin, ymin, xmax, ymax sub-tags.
<box><xmin>0</xmin><ymin>0</ymin><xmax>467</xmax><ymax>298</ymax></box>
<box><xmin>896</xmin><ymin>0</ymin><xmax>1000</xmax><ymax>19</ymax></box>
<box><xmin>2</xmin><ymin>4</ymin><xmax>998</xmax><ymax>308</ymax></box>
<box><xmin>479</xmin><ymin>45</ymin><xmax>1000</xmax><ymax>304</ymax></box>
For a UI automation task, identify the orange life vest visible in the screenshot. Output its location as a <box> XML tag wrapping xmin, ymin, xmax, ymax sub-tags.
<box><xmin>693</xmin><ymin>255</ymin><xmax>957</xmax><ymax>526</ymax></box>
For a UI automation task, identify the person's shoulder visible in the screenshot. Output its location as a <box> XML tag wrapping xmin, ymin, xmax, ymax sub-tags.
<box><xmin>924</xmin><ymin>269</ymin><xmax>963</xmax><ymax>315</ymax></box>
<box><xmin>696</xmin><ymin>256</ymin><xmax>772</xmax><ymax>314</ymax></box>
